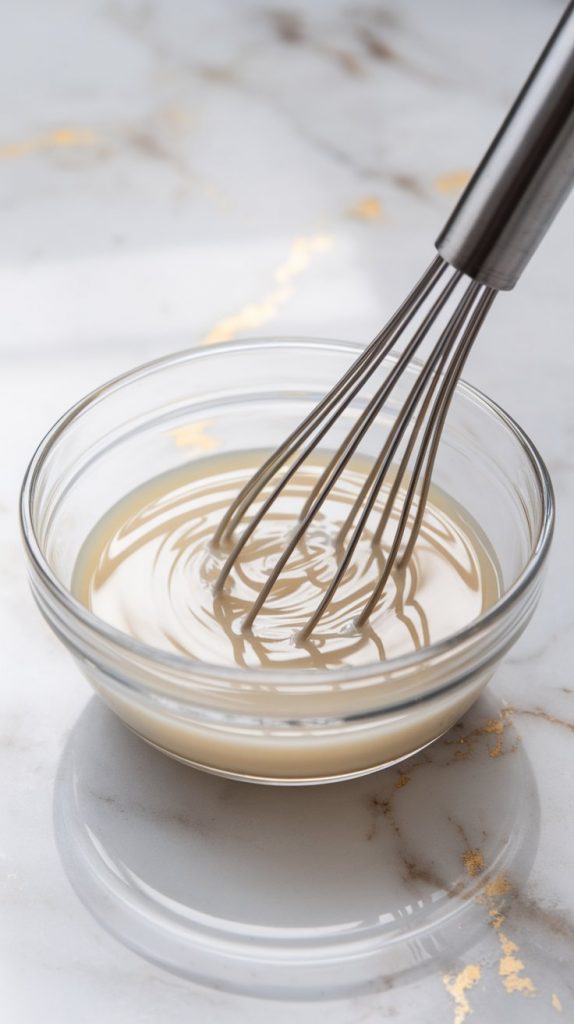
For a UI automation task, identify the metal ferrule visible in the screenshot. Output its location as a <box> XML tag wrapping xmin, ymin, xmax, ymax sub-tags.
<box><xmin>436</xmin><ymin>2</ymin><xmax>574</xmax><ymax>291</ymax></box>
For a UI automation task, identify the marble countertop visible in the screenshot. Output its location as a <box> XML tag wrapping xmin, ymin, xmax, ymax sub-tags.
<box><xmin>2</xmin><ymin>0</ymin><xmax>574</xmax><ymax>1020</ymax></box>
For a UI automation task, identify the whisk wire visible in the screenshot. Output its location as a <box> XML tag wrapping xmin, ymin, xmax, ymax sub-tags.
<box><xmin>395</xmin><ymin>287</ymin><xmax>496</xmax><ymax>571</ymax></box>
<box><xmin>212</xmin><ymin>256</ymin><xmax>445</xmax><ymax>549</ymax></box>
<box><xmin>239</xmin><ymin>267</ymin><xmax>463</xmax><ymax>631</ymax></box>
<box><xmin>297</xmin><ymin>278</ymin><xmax>487</xmax><ymax>639</ymax></box>
<box><xmin>338</xmin><ymin>279</ymin><xmax>480</xmax><ymax>548</ymax></box>
<box><xmin>214</xmin><ymin>255</ymin><xmax>497</xmax><ymax>637</ymax></box>
<box><xmin>354</xmin><ymin>287</ymin><xmax>495</xmax><ymax>627</ymax></box>
<box><xmin>298</xmin><ymin>267</ymin><xmax>460</xmax><ymax>521</ymax></box>
<box><xmin>370</xmin><ymin>279</ymin><xmax>484</xmax><ymax>546</ymax></box>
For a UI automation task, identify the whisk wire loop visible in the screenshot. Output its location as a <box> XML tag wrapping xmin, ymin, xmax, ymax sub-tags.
<box><xmin>238</xmin><ymin>265</ymin><xmax>462</xmax><ymax>631</ymax></box>
<box><xmin>356</xmin><ymin>285</ymin><xmax>496</xmax><ymax>628</ymax></box>
<box><xmin>297</xmin><ymin>279</ymin><xmax>490</xmax><ymax>639</ymax></box>
<box><xmin>212</xmin><ymin>256</ymin><xmax>445</xmax><ymax>550</ymax></box>
<box><xmin>213</xmin><ymin>257</ymin><xmax>497</xmax><ymax>636</ymax></box>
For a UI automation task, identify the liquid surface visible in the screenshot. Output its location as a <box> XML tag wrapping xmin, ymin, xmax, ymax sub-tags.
<box><xmin>73</xmin><ymin>451</ymin><xmax>500</xmax><ymax>670</ymax></box>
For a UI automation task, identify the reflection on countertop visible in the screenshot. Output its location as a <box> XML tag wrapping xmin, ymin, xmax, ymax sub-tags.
<box><xmin>54</xmin><ymin>693</ymin><xmax>546</xmax><ymax>1009</ymax></box>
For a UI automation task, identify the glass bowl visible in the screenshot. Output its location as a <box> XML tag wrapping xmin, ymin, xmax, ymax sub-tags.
<box><xmin>20</xmin><ymin>338</ymin><xmax>554</xmax><ymax>784</ymax></box>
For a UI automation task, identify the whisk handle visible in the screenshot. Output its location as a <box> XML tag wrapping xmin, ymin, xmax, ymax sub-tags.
<box><xmin>436</xmin><ymin>1</ymin><xmax>574</xmax><ymax>290</ymax></box>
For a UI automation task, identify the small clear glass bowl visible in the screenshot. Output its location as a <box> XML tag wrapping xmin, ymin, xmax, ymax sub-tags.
<box><xmin>20</xmin><ymin>338</ymin><xmax>554</xmax><ymax>785</ymax></box>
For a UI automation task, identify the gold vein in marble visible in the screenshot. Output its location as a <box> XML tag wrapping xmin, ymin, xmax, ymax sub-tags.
<box><xmin>169</xmin><ymin>420</ymin><xmax>219</xmax><ymax>453</ymax></box>
<box><xmin>483</xmin><ymin>718</ymin><xmax>505</xmax><ymax>758</ymax></box>
<box><xmin>0</xmin><ymin>127</ymin><xmax>95</xmax><ymax>159</ymax></box>
<box><xmin>347</xmin><ymin>196</ymin><xmax>383</xmax><ymax>220</ymax></box>
<box><xmin>497</xmin><ymin>931</ymin><xmax>536</xmax><ymax>995</ymax></box>
<box><xmin>200</xmin><ymin>234</ymin><xmax>333</xmax><ymax>345</ymax></box>
<box><xmin>485</xmin><ymin>876</ymin><xmax>536</xmax><ymax>997</ymax></box>
<box><xmin>462</xmin><ymin>849</ymin><xmax>484</xmax><ymax>878</ymax></box>
<box><xmin>445</xmin><ymin>711</ymin><xmax>517</xmax><ymax>762</ymax></box>
<box><xmin>434</xmin><ymin>170</ymin><xmax>472</xmax><ymax>195</ymax></box>
<box><xmin>394</xmin><ymin>771</ymin><xmax>411</xmax><ymax>789</ymax></box>
<box><xmin>506</xmin><ymin>706</ymin><xmax>574</xmax><ymax>734</ymax></box>
<box><xmin>443</xmin><ymin>963</ymin><xmax>481</xmax><ymax>1024</ymax></box>
<box><xmin>552</xmin><ymin>993</ymin><xmax>563</xmax><ymax>1013</ymax></box>
<box><xmin>482</xmin><ymin>873</ymin><xmax>512</xmax><ymax>900</ymax></box>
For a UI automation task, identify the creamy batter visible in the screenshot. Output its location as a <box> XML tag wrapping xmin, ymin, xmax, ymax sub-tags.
<box><xmin>72</xmin><ymin>450</ymin><xmax>500</xmax><ymax>670</ymax></box>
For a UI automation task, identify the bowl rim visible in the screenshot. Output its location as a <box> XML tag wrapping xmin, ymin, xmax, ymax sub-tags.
<box><xmin>20</xmin><ymin>336</ymin><xmax>555</xmax><ymax>693</ymax></box>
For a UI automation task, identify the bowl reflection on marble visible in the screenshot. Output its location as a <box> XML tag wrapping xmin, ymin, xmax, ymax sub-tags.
<box><xmin>20</xmin><ymin>339</ymin><xmax>554</xmax><ymax>783</ymax></box>
<box><xmin>54</xmin><ymin>694</ymin><xmax>540</xmax><ymax>996</ymax></box>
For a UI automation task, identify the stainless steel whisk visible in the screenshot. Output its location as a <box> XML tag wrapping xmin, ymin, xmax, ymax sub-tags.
<box><xmin>214</xmin><ymin>3</ymin><xmax>574</xmax><ymax>638</ymax></box>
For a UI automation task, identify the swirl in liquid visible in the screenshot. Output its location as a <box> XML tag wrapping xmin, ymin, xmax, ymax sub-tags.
<box><xmin>73</xmin><ymin>451</ymin><xmax>500</xmax><ymax>670</ymax></box>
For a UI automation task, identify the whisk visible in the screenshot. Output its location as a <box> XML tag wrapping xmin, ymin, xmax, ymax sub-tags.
<box><xmin>213</xmin><ymin>2</ymin><xmax>574</xmax><ymax>638</ymax></box>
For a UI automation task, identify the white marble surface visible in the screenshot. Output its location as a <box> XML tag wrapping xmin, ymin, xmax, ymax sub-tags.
<box><xmin>2</xmin><ymin>0</ymin><xmax>574</xmax><ymax>1020</ymax></box>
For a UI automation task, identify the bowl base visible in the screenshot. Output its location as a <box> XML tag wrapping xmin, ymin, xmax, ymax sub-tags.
<box><xmin>132</xmin><ymin>723</ymin><xmax>454</xmax><ymax>785</ymax></box>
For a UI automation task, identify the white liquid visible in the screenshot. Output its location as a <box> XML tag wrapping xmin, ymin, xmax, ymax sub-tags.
<box><xmin>73</xmin><ymin>451</ymin><xmax>499</xmax><ymax>670</ymax></box>
<box><xmin>72</xmin><ymin>451</ymin><xmax>501</xmax><ymax>782</ymax></box>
